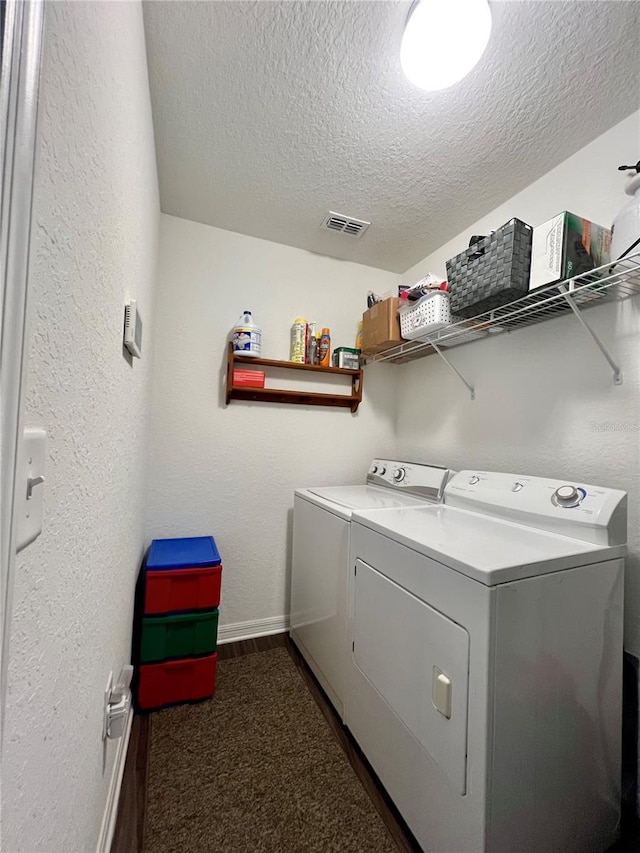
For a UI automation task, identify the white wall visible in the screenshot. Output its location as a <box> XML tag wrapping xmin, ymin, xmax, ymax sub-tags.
<box><xmin>396</xmin><ymin>111</ymin><xmax>640</xmax><ymax>654</ymax></box>
<box><xmin>145</xmin><ymin>215</ymin><xmax>399</xmax><ymax>637</ymax></box>
<box><xmin>1</xmin><ymin>3</ymin><xmax>159</xmax><ymax>852</ymax></box>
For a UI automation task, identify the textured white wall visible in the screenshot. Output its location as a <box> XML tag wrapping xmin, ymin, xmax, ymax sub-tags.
<box><xmin>396</xmin><ymin>111</ymin><xmax>640</xmax><ymax>654</ymax></box>
<box><xmin>1</xmin><ymin>3</ymin><xmax>159</xmax><ymax>852</ymax></box>
<box><xmin>145</xmin><ymin>215</ymin><xmax>399</xmax><ymax>634</ymax></box>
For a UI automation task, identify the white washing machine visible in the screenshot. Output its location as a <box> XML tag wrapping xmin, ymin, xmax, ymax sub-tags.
<box><xmin>346</xmin><ymin>470</ymin><xmax>627</xmax><ymax>853</ymax></box>
<box><xmin>290</xmin><ymin>460</ymin><xmax>451</xmax><ymax>720</ymax></box>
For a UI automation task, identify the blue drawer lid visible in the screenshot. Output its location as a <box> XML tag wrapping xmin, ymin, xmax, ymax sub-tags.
<box><xmin>147</xmin><ymin>536</ymin><xmax>221</xmax><ymax>570</ymax></box>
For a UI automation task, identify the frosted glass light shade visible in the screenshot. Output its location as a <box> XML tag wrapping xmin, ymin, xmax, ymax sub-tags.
<box><xmin>400</xmin><ymin>0</ymin><xmax>492</xmax><ymax>91</ymax></box>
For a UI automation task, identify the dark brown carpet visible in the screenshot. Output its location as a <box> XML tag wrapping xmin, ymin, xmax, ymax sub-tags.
<box><xmin>144</xmin><ymin>647</ymin><xmax>398</xmax><ymax>852</ymax></box>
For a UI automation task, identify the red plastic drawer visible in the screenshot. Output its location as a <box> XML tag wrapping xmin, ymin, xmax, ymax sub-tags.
<box><xmin>144</xmin><ymin>565</ymin><xmax>222</xmax><ymax>615</ymax></box>
<box><xmin>137</xmin><ymin>653</ymin><xmax>217</xmax><ymax>711</ymax></box>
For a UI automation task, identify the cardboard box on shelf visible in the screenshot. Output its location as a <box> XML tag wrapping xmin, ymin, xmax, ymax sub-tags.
<box><xmin>529</xmin><ymin>212</ymin><xmax>611</xmax><ymax>290</ymax></box>
<box><xmin>362</xmin><ymin>297</ymin><xmax>403</xmax><ymax>354</ymax></box>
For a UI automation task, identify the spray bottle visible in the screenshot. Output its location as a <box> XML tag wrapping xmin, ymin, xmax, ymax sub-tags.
<box><xmin>318</xmin><ymin>328</ymin><xmax>331</xmax><ymax>367</ymax></box>
<box><xmin>306</xmin><ymin>322</ymin><xmax>318</xmax><ymax>365</ymax></box>
<box><xmin>611</xmin><ymin>160</ymin><xmax>640</xmax><ymax>262</ymax></box>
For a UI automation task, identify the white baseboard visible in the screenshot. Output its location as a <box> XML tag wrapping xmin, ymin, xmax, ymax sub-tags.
<box><xmin>217</xmin><ymin>614</ymin><xmax>289</xmax><ymax>645</ymax></box>
<box><xmin>96</xmin><ymin>698</ymin><xmax>133</xmax><ymax>853</ymax></box>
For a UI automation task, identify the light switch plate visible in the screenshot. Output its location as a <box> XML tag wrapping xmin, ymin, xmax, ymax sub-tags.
<box><xmin>16</xmin><ymin>427</ymin><xmax>47</xmax><ymax>551</ymax></box>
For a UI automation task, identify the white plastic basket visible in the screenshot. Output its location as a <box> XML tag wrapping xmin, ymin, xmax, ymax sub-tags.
<box><xmin>398</xmin><ymin>291</ymin><xmax>452</xmax><ymax>339</ymax></box>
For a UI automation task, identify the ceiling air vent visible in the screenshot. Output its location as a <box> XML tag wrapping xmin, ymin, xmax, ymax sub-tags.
<box><xmin>321</xmin><ymin>211</ymin><xmax>371</xmax><ymax>238</ymax></box>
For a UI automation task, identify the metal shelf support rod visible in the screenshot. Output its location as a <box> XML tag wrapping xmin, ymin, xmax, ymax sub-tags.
<box><xmin>431</xmin><ymin>342</ymin><xmax>476</xmax><ymax>400</ymax></box>
<box><xmin>557</xmin><ymin>284</ymin><xmax>622</xmax><ymax>385</ymax></box>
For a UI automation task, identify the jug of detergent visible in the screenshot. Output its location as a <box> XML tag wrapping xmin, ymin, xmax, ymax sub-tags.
<box><xmin>232</xmin><ymin>310</ymin><xmax>262</xmax><ymax>357</ymax></box>
<box><xmin>611</xmin><ymin>160</ymin><xmax>640</xmax><ymax>261</ymax></box>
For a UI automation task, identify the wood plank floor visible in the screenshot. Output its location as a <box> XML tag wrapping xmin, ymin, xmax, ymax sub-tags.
<box><xmin>112</xmin><ymin>633</ymin><xmax>640</xmax><ymax>853</ymax></box>
<box><xmin>110</xmin><ymin>713</ymin><xmax>149</xmax><ymax>853</ymax></box>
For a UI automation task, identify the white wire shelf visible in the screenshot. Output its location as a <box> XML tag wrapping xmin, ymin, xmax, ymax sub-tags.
<box><xmin>365</xmin><ymin>252</ymin><xmax>640</xmax><ymax>367</ymax></box>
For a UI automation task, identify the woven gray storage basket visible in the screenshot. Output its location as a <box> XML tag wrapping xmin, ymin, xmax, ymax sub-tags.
<box><xmin>446</xmin><ymin>219</ymin><xmax>533</xmax><ymax>319</ymax></box>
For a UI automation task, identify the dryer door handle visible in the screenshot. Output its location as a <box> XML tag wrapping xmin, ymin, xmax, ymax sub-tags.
<box><xmin>432</xmin><ymin>667</ymin><xmax>452</xmax><ymax>719</ymax></box>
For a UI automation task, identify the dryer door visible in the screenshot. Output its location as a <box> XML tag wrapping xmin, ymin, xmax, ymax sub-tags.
<box><xmin>353</xmin><ymin>559</ymin><xmax>470</xmax><ymax>794</ymax></box>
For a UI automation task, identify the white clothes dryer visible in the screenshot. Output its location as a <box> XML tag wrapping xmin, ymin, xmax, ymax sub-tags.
<box><xmin>290</xmin><ymin>460</ymin><xmax>451</xmax><ymax>720</ymax></box>
<box><xmin>346</xmin><ymin>469</ymin><xmax>627</xmax><ymax>853</ymax></box>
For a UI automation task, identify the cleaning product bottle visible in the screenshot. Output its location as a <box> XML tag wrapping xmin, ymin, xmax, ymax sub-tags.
<box><xmin>290</xmin><ymin>318</ymin><xmax>307</xmax><ymax>363</ymax></box>
<box><xmin>306</xmin><ymin>322</ymin><xmax>317</xmax><ymax>365</ymax></box>
<box><xmin>318</xmin><ymin>328</ymin><xmax>331</xmax><ymax>367</ymax></box>
<box><xmin>355</xmin><ymin>320</ymin><xmax>363</xmax><ymax>351</ymax></box>
<box><xmin>314</xmin><ymin>331</ymin><xmax>321</xmax><ymax>365</ymax></box>
<box><xmin>232</xmin><ymin>310</ymin><xmax>262</xmax><ymax>357</ymax></box>
<box><xmin>611</xmin><ymin>160</ymin><xmax>640</xmax><ymax>261</ymax></box>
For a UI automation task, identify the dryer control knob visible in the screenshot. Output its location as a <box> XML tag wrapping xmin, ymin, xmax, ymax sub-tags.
<box><xmin>393</xmin><ymin>467</ymin><xmax>406</xmax><ymax>483</ymax></box>
<box><xmin>553</xmin><ymin>485</ymin><xmax>581</xmax><ymax>507</ymax></box>
<box><xmin>379</xmin><ymin>467</ymin><xmax>386</xmax><ymax>476</ymax></box>
<box><xmin>469</xmin><ymin>475</ymin><xmax>480</xmax><ymax>485</ymax></box>
<box><xmin>371</xmin><ymin>465</ymin><xmax>378</xmax><ymax>474</ymax></box>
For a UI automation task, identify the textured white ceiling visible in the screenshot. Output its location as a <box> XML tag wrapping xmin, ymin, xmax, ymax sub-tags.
<box><xmin>143</xmin><ymin>1</ymin><xmax>640</xmax><ymax>273</ymax></box>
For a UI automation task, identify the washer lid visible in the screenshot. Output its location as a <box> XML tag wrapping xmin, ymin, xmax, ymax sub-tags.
<box><xmin>352</xmin><ymin>505</ymin><xmax>626</xmax><ymax>586</ymax></box>
<box><xmin>301</xmin><ymin>485</ymin><xmax>427</xmax><ymax>516</ymax></box>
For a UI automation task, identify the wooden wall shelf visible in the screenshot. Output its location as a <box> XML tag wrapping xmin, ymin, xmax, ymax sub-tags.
<box><xmin>225</xmin><ymin>343</ymin><xmax>363</xmax><ymax>412</ymax></box>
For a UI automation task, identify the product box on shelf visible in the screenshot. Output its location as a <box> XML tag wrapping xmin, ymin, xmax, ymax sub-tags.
<box><xmin>362</xmin><ymin>297</ymin><xmax>403</xmax><ymax>354</ymax></box>
<box><xmin>529</xmin><ymin>212</ymin><xmax>611</xmax><ymax>291</ymax></box>
<box><xmin>233</xmin><ymin>368</ymin><xmax>265</xmax><ymax>388</ymax></box>
<box><xmin>332</xmin><ymin>347</ymin><xmax>360</xmax><ymax>369</ymax></box>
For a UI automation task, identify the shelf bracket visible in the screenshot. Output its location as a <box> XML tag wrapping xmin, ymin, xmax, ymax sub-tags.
<box><xmin>430</xmin><ymin>342</ymin><xmax>475</xmax><ymax>400</ymax></box>
<box><xmin>557</xmin><ymin>284</ymin><xmax>622</xmax><ymax>385</ymax></box>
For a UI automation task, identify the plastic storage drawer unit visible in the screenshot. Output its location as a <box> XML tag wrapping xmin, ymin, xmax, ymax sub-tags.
<box><xmin>137</xmin><ymin>653</ymin><xmax>218</xmax><ymax>711</ymax></box>
<box><xmin>140</xmin><ymin>610</ymin><xmax>219</xmax><ymax>663</ymax></box>
<box><xmin>144</xmin><ymin>536</ymin><xmax>222</xmax><ymax>615</ymax></box>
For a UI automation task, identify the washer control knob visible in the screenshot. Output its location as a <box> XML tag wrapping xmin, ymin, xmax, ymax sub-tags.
<box><xmin>512</xmin><ymin>482</ymin><xmax>523</xmax><ymax>492</ymax></box>
<box><xmin>371</xmin><ymin>465</ymin><xmax>378</xmax><ymax>474</ymax></box>
<box><xmin>379</xmin><ymin>467</ymin><xmax>386</xmax><ymax>476</ymax></box>
<box><xmin>469</xmin><ymin>475</ymin><xmax>480</xmax><ymax>485</ymax></box>
<box><xmin>393</xmin><ymin>467</ymin><xmax>406</xmax><ymax>483</ymax></box>
<box><xmin>553</xmin><ymin>485</ymin><xmax>581</xmax><ymax>507</ymax></box>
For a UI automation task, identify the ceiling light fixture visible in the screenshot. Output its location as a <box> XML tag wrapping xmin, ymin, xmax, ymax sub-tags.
<box><xmin>400</xmin><ymin>0</ymin><xmax>492</xmax><ymax>92</ymax></box>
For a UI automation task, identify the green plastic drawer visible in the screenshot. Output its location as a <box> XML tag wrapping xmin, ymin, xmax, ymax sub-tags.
<box><xmin>140</xmin><ymin>609</ymin><xmax>219</xmax><ymax>663</ymax></box>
